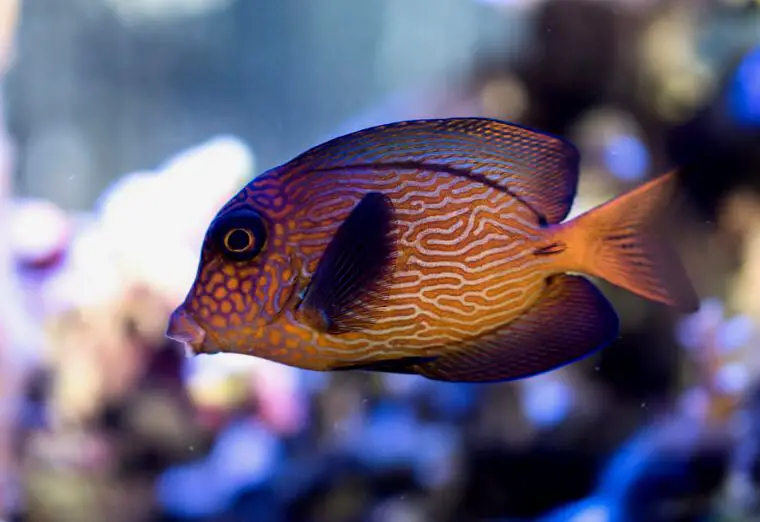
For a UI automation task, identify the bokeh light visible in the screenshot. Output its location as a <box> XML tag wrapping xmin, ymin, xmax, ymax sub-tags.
<box><xmin>1</xmin><ymin>2</ymin><xmax>760</xmax><ymax>521</ymax></box>
<box><xmin>728</xmin><ymin>45</ymin><xmax>760</xmax><ymax>126</ymax></box>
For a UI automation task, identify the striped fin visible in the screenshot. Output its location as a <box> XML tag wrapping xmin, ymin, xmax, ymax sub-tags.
<box><xmin>332</xmin><ymin>356</ymin><xmax>438</xmax><ymax>374</ymax></box>
<box><xmin>415</xmin><ymin>275</ymin><xmax>620</xmax><ymax>383</ymax></box>
<box><xmin>287</xmin><ymin>118</ymin><xmax>580</xmax><ymax>224</ymax></box>
<box><xmin>298</xmin><ymin>192</ymin><xmax>396</xmax><ymax>334</ymax></box>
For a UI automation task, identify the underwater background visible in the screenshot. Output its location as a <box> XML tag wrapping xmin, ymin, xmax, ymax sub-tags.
<box><xmin>3</xmin><ymin>1</ymin><xmax>760</xmax><ymax>521</ymax></box>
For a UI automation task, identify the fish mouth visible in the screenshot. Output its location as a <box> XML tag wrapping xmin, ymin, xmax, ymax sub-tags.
<box><xmin>166</xmin><ymin>306</ymin><xmax>212</xmax><ymax>356</ymax></box>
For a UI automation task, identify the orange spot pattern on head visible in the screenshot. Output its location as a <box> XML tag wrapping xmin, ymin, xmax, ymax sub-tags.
<box><xmin>176</xmin><ymin>171</ymin><xmax>313</xmax><ymax>359</ymax></box>
<box><xmin>186</xmin><ymin>253</ymin><xmax>264</xmax><ymax>343</ymax></box>
<box><xmin>230</xmin><ymin>292</ymin><xmax>245</xmax><ymax>313</ymax></box>
<box><xmin>211</xmin><ymin>315</ymin><xmax>228</xmax><ymax>329</ymax></box>
<box><xmin>200</xmin><ymin>295</ymin><xmax>217</xmax><ymax>311</ymax></box>
<box><xmin>204</xmin><ymin>272</ymin><xmax>224</xmax><ymax>294</ymax></box>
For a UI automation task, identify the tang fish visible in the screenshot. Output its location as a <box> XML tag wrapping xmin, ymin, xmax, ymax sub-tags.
<box><xmin>166</xmin><ymin>118</ymin><xmax>699</xmax><ymax>382</ymax></box>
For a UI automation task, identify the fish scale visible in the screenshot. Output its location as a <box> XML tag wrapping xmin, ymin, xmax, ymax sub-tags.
<box><xmin>166</xmin><ymin>117</ymin><xmax>699</xmax><ymax>382</ymax></box>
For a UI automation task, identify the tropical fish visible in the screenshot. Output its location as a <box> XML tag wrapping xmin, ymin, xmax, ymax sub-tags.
<box><xmin>166</xmin><ymin>118</ymin><xmax>699</xmax><ymax>383</ymax></box>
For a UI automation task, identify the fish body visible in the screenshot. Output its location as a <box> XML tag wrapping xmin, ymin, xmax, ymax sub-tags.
<box><xmin>167</xmin><ymin>118</ymin><xmax>699</xmax><ymax>382</ymax></box>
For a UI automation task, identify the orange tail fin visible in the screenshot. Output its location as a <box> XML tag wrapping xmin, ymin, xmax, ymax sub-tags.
<box><xmin>559</xmin><ymin>170</ymin><xmax>699</xmax><ymax>313</ymax></box>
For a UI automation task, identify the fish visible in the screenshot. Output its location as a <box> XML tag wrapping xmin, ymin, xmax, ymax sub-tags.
<box><xmin>165</xmin><ymin>117</ymin><xmax>699</xmax><ymax>383</ymax></box>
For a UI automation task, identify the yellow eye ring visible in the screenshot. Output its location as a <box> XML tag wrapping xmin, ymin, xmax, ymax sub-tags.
<box><xmin>211</xmin><ymin>209</ymin><xmax>267</xmax><ymax>261</ymax></box>
<box><xmin>223</xmin><ymin>228</ymin><xmax>255</xmax><ymax>253</ymax></box>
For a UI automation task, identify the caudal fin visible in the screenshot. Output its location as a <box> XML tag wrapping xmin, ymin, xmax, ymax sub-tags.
<box><xmin>565</xmin><ymin>170</ymin><xmax>699</xmax><ymax>313</ymax></box>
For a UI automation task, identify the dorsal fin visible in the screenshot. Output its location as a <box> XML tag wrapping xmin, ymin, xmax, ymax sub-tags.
<box><xmin>286</xmin><ymin>118</ymin><xmax>580</xmax><ymax>224</ymax></box>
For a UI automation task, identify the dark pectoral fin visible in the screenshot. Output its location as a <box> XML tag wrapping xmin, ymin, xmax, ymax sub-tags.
<box><xmin>333</xmin><ymin>356</ymin><xmax>438</xmax><ymax>374</ymax></box>
<box><xmin>416</xmin><ymin>275</ymin><xmax>620</xmax><ymax>383</ymax></box>
<box><xmin>300</xmin><ymin>192</ymin><xmax>396</xmax><ymax>334</ymax></box>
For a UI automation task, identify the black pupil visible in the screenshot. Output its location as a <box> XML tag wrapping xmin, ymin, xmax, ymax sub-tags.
<box><xmin>227</xmin><ymin>229</ymin><xmax>251</xmax><ymax>251</ymax></box>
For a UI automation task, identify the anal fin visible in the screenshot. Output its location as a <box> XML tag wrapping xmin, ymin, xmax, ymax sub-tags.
<box><xmin>415</xmin><ymin>274</ymin><xmax>620</xmax><ymax>383</ymax></box>
<box><xmin>333</xmin><ymin>356</ymin><xmax>437</xmax><ymax>374</ymax></box>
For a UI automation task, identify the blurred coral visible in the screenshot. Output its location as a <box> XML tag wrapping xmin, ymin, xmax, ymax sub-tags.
<box><xmin>3</xmin><ymin>2</ymin><xmax>760</xmax><ymax>521</ymax></box>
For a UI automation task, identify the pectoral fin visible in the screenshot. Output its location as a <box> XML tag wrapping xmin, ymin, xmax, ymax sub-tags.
<box><xmin>299</xmin><ymin>192</ymin><xmax>396</xmax><ymax>334</ymax></box>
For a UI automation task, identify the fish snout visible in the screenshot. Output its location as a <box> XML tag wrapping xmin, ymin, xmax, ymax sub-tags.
<box><xmin>166</xmin><ymin>307</ymin><xmax>207</xmax><ymax>355</ymax></box>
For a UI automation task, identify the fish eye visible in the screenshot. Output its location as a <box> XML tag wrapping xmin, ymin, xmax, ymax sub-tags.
<box><xmin>211</xmin><ymin>209</ymin><xmax>267</xmax><ymax>261</ymax></box>
<box><xmin>224</xmin><ymin>228</ymin><xmax>254</xmax><ymax>252</ymax></box>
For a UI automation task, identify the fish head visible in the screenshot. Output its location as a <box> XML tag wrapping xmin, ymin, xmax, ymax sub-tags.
<box><xmin>166</xmin><ymin>200</ymin><xmax>300</xmax><ymax>356</ymax></box>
